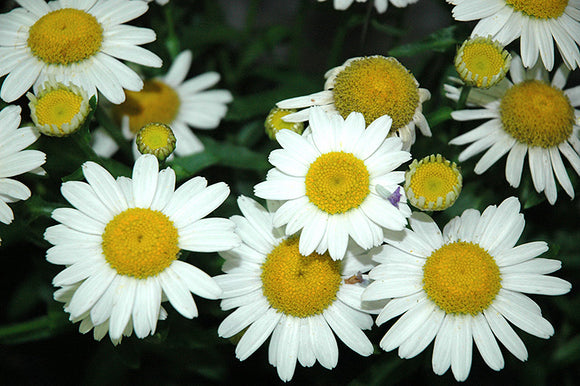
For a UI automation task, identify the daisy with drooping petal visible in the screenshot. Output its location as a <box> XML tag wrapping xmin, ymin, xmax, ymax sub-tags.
<box><xmin>404</xmin><ymin>154</ymin><xmax>462</xmax><ymax>211</ymax></box>
<box><xmin>0</xmin><ymin>0</ymin><xmax>162</xmax><ymax>104</ymax></box>
<box><xmin>455</xmin><ymin>35</ymin><xmax>511</xmax><ymax>89</ymax></box>
<box><xmin>446</xmin><ymin>54</ymin><xmax>580</xmax><ymax>205</ymax></box>
<box><xmin>317</xmin><ymin>0</ymin><xmax>418</xmax><ymax>14</ymax></box>
<box><xmin>93</xmin><ymin>49</ymin><xmax>233</xmax><ymax>158</ymax></box>
<box><xmin>254</xmin><ymin>107</ymin><xmax>412</xmax><ymax>260</ymax></box>
<box><xmin>0</xmin><ymin>105</ymin><xmax>46</xmax><ymax>240</ymax></box>
<box><xmin>277</xmin><ymin>56</ymin><xmax>431</xmax><ymax>150</ymax></box>
<box><xmin>363</xmin><ymin>197</ymin><xmax>571</xmax><ymax>382</ymax></box>
<box><xmin>447</xmin><ymin>0</ymin><xmax>580</xmax><ymax>70</ymax></box>
<box><xmin>45</xmin><ymin>154</ymin><xmax>240</xmax><ymax>343</ymax></box>
<box><xmin>52</xmin><ymin>283</ymin><xmax>169</xmax><ymax>344</ymax></box>
<box><xmin>215</xmin><ymin>196</ymin><xmax>381</xmax><ymax>382</ymax></box>
<box><xmin>28</xmin><ymin>78</ymin><xmax>92</xmax><ymax>137</ymax></box>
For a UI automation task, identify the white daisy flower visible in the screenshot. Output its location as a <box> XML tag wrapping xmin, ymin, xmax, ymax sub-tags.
<box><xmin>445</xmin><ymin>54</ymin><xmax>580</xmax><ymax>205</ymax></box>
<box><xmin>254</xmin><ymin>107</ymin><xmax>412</xmax><ymax>260</ymax></box>
<box><xmin>277</xmin><ymin>56</ymin><xmax>431</xmax><ymax>150</ymax></box>
<box><xmin>447</xmin><ymin>0</ymin><xmax>580</xmax><ymax>70</ymax></box>
<box><xmin>94</xmin><ymin>49</ymin><xmax>233</xmax><ymax>158</ymax></box>
<box><xmin>317</xmin><ymin>0</ymin><xmax>418</xmax><ymax>14</ymax></box>
<box><xmin>0</xmin><ymin>105</ymin><xmax>46</xmax><ymax>237</ymax></box>
<box><xmin>0</xmin><ymin>0</ymin><xmax>162</xmax><ymax>104</ymax></box>
<box><xmin>215</xmin><ymin>196</ymin><xmax>382</xmax><ymax>382</ymax></box>
<box><xmin>45</xmin><ymin>154</ymin><xmax>240</xmax><ymax>343</ymax></box>
<box><xmin>363</xmin><ymin>197</ymin><xmax>572</xmax><ymax>382</ymax></box>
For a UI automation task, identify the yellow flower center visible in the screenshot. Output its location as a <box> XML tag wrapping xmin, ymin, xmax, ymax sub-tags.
<box><xmin>28</xmin><ymin>9</ymin><xmax>103</xmax><ymax>65</ymax></box>
<box><xmin>455</xmin><ymin>37</ymin><xmax>510</xmax><ymax>88</ymax></box>
<box><xmin>333</xmin><ymin>56</ymin><xmax>419</xmax><ymax>129</ymax></box>
<box><xmin>305</xmin><ymin>151</ymin><xmax>370</xmax><ymax>214</ymax></box>
<box><xmin>33</xmin><ymin>88</ymin><xmax>83</xmax><ymax>127</ymax></box>
<box><xmin>102</xmin><ymin>208</ymin><xmax>180</xmax><ymax>279</ymax></box>
<box><xmin>500</xmin><ymin>80</ymin><xmax>574</xmax><ymax>148</ymax></box>
<box><xmin>136</xmin><ymin>123</ymin><xmax>177</xmax><ymax>161</ymax></box>
<box><xmin>261</xmin><ymin>237</ymin><xmax>342</xmax><ymax>317</ymax></box>
<box><xmin>116</xmin><ymin>80</ymin><xmax>181</xmax><ymax>134</ymax></box>
<box><xmin>505</xmin><ymin>0</ymin><xmax>568</xmax><ymax>19</ymax></box>
<box><xmin>405</xmin><ymin>154</ymin><xmax>462</xmax><ymax>211</ymax></box>
<box><xmin>423</xmin><ymin>241</ymin><xmax>501</xmax><ymax>315</ymax></box>
<box><xmin>265</xmin><ymin>107</ymin><xmax>304</xmax><ymax>140</ymax></box>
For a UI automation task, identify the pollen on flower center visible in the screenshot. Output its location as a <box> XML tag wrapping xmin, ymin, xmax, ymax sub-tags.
<box><xmin>332</xmin><ymin>56</ymin><xmax>420</xmax><ymax>129</ymax></box>
<box><xmin>305</xmin><ymin>151</ymin><xmax>370</xmax><ymax>214</ymax></box>
<box><xmin>505</xmin><ymin>0</ymin><xmax>568</xmax><ymax>19</ymax></box>
<box><xmin>115</xmin><ymin>80</ymin><xmax>181</xmax><ymax>134</ymax></box>
<box><xmin>33</xmin><ymin>88</ymin><xmax>83</xmax><ymax>127</ymax></box>
<box><xmin>423</xmin><ymin>241</ymin><xmax>501</xmax><ymax>315</ymax></box>
<box><xmin>28</xmin><ymin>8</ymin><xmax>103</xmax><ymax>65</ymax></box>
<box><xmin>500</xmin><ymin>80</ymin><xmax>574</xmax><ymax>148</ymax></box>
<box><xmin>260</xmin><ymin>237</ymin><xmax>342</xmax><ymax>317</ymax></box>
<box><xmin>102</xmin><ymin>208</ymin><xmax>180</xmax><ymax>279</ymax></box>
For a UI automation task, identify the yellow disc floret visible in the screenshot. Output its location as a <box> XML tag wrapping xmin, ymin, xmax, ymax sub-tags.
<box><xmin>102</xmin><ymin>208</ymin><xmax>180</xmax><ymax>279</ymax></box>
<box><xmin>500</xmin><ymin>80</ymin><xmax>574</xmax><ymax>148</ymax></box>
<box><xmin>136</xmin><ymin>123</ymin><xmax>177</xmax><ymax>162</ymax></box>
<box><xmin>115</xmin><ymin>80</ymin><xmax>181</xmax><ymax>134</ymax></box>
<box><xmin>405</xmin><ymin>154</ymin><xmax>462</xmax><ymax>211</ymax></box>
<box><xmin>305</xmin><ymin>151</ymin><xmax>370</xmax><ymax>214</ymax></box>
<box><xmin>332</xmin><ymin>56</ymin><xmax>420</xmax><ymax>129</ymax></box>
<box><xmin>423</xmin><ymin>241</ymin><xmax>501</xmax><ymax>315</ymax></box>
<box><xmin>28</xmin><ymin>9</ymin><xmax>103</xmax><ymax>65</ymax></box>
<box><xmin>505</xmin><ymin>0</ymin><xmax>568</xmax><ymax>19</ymax></box>
<box><xmin>261</xmin><ymin>237</ymin><xmax>342</xmax><ymax>317</ymax></box>
<box><xmin>265</xmin><ymin>107</ymin><xmax>304</xmax><ymax>140</ymax></box>
<box><xmin>455</xmin><ymin>36</ymin><xmax>511</xmax><ymax>89</ymax></box>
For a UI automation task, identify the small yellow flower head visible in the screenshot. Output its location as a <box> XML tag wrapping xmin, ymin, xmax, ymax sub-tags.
<box><xmin>136</xmin><ymin>123</ymin><xmax>177</xmax><ymax>162</ymax></box>
<box><xmin>28</xmin><ymin>80</ymin><xmax>91</xmax><ymax>137</ymax></box>
<box><xmin>405</xmin><ymin>154</ymin><xmax>462</xmax><ymax>211</ymax></box>
<box><xmin>265</xmin><ymin>107</ymin><xmax>304</xmax><ymax>140</ymax></box>
<box><xmin>455</xmin><ymin>36</ymin><xmax>511</xmax><ymax>89</ymax></box>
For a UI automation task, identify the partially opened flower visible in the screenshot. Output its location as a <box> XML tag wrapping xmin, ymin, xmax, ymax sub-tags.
<box><xmin>136</xmin><ymin>123</ymin><xmax>177</xmax><ymax>162</ymax></box>
<box><xmin>317</xmin><ymin>0</ymin><xmax>418</xmax><ymax>13</ymax></box>
<box><xmin>28</xmin><ymin>79</ymin><xmax>92</xmax><ymax>137</ymax></box>
<box><xmin>447</xmin><ymin>0</ymin><xmax>580</xmax><ymax>70</ymax></box>
<box><xmin>215</xmin><ymin>196</ymin><xmax>380</xmax><ymax>382</ymax></box>
<box><xmin>455</xmin><ymin>36</ymin><xmax>511</xmax><ymax>89</ymax></box>
<box><xmin>404</xmin><ymin>154</ymin><xmax>462</xmax><ymax>211</ymax></box>
<box><xmin>0</xmin><ymin>105</ymin><xmax>46</xmax><ymax>240</ymax></box>
<box><xmin>277</xmin><ymin>56</ymin><xmax>431</xmax><ymax>150</ymax></box>
<box><xmin>363</xmin><ymin>197</ymin><xmax>571</xmax><ymax>381</ymax></box>
<box><xmin>254</xmin><ymin>107</ymin><xmax>412</xmax><ymax>260</ymax></box>
<box><xmin>95</xmin><ymin>50</ymin><xmax>232</xmax><ymax>158</ymax></box>
<box><xmin>446</xmin><ymin>54</ymin><xmax>580</xmax><ymax>205</ymax></box>
<box><xmin>45</xmin><ymin>154</ymin><xmax>240</xmax><ymax>344</ymax></box>
<box><xmin>0</xmin><ymin>0</ymin><xmax>162</xmax><ymax>103</ymax></box>
<box><xmin>264</xmin><ymin>107</ymin><xmax>304</xmax><ymax>140</ymax></box>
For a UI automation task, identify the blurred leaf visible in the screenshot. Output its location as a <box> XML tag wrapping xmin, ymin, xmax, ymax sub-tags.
<box><xmin>553</xmin><ymin>334</ymin><xmax>580</xmax><ymax>365</ymax></box>
<box><xmin>389</xmin><ymin>26</ymin><xmax>458</xmax><ymax>57</ymax></box>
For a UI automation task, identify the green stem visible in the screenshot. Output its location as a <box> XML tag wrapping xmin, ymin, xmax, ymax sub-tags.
<box><xmin>457</xmin><ymin>86</ymin><xmax>471</xmax><ymax>110</ymax></box>
<box><xmin>164</xmin><ymin>4</ymin><xmax>180</xmax><ymax>58</ymax></box>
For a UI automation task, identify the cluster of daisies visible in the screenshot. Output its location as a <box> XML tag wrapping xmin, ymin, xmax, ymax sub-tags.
<box><xmin>0</xmin><ymin>0</ymin><xmax>578</xmax><ymax>383</ymax></box>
